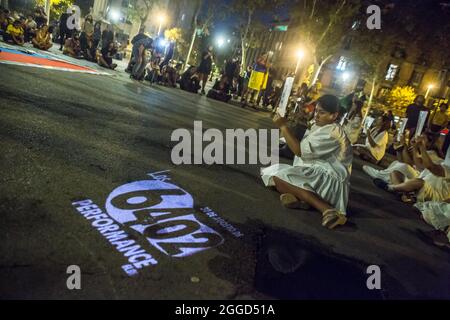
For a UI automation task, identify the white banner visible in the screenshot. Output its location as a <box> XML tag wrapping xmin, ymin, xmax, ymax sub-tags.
<box><xmin>397</xmin><ymin>117</ymin><xmax>408</xmax><ymax>141</ymax></box>
<box><xmin>363</xmin><ymin>116</ymin><xmax>375</xmax><ymax>134</ymax></box>
<box><xmin>415</xmin><ymin>111</ymin><xmax>428</xmax><ymax>138</ymax></box>
<box><xmin>277</xmin><ymin>77</ymin><xmax>294</xmax><ymax>117</ymax></box>
<box><xmin>340</xmin><ymin>113</ymin><xmax>348</xmax><ymax>126</ymax></box>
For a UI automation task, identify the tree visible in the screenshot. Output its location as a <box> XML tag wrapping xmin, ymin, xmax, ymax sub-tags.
<box><xmin>386</xmin><ymin>86</ymin><xmax>417</xmax><ymax>115</ymax></box>
<box><xmin>230</xmin><ymin>0</ymin><xmax>285</xmax><ymax>70</ymax></box>
<box><xmin>128</xmin><ymin>0</ymin><xmax>159</xmax><ymax>27</ymax></box>
<box><xmin>36</xmin><ymin>0</ymin><xmax>73</xmax><ymax>20</ymax></box>
<box><xmin>289</xmin><ymin>0</ymin><xmax>362</xmax><ymax>85</ymax></box>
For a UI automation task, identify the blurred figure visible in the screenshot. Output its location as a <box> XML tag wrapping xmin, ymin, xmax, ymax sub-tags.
<box><xmin>59</xmin><ymin>9</ymin><xmax>75</xmax><ymax>50</ymax></box>
<box><xmin>98</xmin><ymin>41</ymin><xmax>117</xmax><ymax>70</ymax></box>
<box><xmin>32</xmin><ymin>24</ymin><xmax>53</xmax><ymax>50</ymax></box>
<box><xmin>354</xmin><ymin>114</ymin><xmax>391</xmax><ymax>163</ymax></box>
<box><xmin>197</xmin><ymin>46</ymin><xmax>213</xmax><ymax>95</ymax></box>
<box><xmin>405</xmin><ymin>95</ymin><xmax>428</xmax><ymax>138</ymax></box>
<box><xmin>63</xmin><ymin>31</ymin><xmax>82</xmax><ymax>58</ymax></box>
<box><xmin>4</xmin><ymin>20</ymin><xmax>24</xmax><ymax>45</ymax></box>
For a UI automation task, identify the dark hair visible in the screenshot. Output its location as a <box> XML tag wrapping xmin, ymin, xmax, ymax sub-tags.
<box><xmin>317</xmin><ymin>94</ymin><xmax>340</xmax><ymax>113</ymax></box>
<box><xmin>376</xmin><ymin>115</ymin><xmax>391</xmax><ymax>135</ymax></box>
<box><xmin>440</xmin><ymin>103</ymin><xmax>448</xmax><ymax>109</ymax></box>
<box><xmin>348</xmin><ymin>100</ymin><xmax>364</xmax><ymax>120</ymax></box>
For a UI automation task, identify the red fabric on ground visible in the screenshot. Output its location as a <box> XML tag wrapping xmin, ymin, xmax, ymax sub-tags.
<box><xmin>0</xmin><ymin>51</ymin><xmax>96</xmax><ymax>72</ymax></box>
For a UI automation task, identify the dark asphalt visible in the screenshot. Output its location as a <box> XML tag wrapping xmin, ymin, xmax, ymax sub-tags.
<box><xmin>1</xmin><ymin>63</ymin><xmax>449</xmax><ymax>299</ymax></box>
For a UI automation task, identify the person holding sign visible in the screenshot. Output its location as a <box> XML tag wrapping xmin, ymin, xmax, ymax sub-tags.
<box><xmin>354</xmin><ymin>115</ymin><xmax>391</xmax><ymax>163</ymax></box>
<box><xmin>374</xmin><ymin>134</ymin><xmax>450</xmax><ymax>203</ymax></box>
<box><xmin>405</xmin><ymin>95</ymin><xmax>428</xmax><ymax>138</ymax></box>
<box><xmin>261</xmin><ymin>95</ymin><xmax>352</xmax><ymax>230</ymax></box>
<box><xmin>343</xmin><ymin>100</ymin><xmax>364</xmax><ymax>144</ymax></box>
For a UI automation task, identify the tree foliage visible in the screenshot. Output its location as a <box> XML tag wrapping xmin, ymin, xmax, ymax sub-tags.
<box><xmin>36</xmin><ymin>0</ymin><xmax>73</xmax><ymax>20</ymax></box>
<box><xmin>385</xmin><ymin>86</ymin><xmax>417</xmax><ymax>115</ymax></box>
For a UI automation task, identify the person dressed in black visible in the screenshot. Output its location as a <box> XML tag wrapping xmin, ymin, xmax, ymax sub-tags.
<box><xmin>98</xmin><ymin>41</ymin><xmax>117</xmax><ymax>70</ymax></box>
<box><xmin>180</xmin><ymin>66</ymin><xmax>200</xmax><ymax>93</ymax></box>
<box><xmin>92</xmin><ymin>21</ymin><xmax>102</xmax><ymax>49</ymax></box>
<box><xmin>197</xmin><ymin>46</ymin><xmax>213</xmax><ymax>95</ymax></box>
<box><xmin>126</xmin><ymin>26</ymin><xmax>148</xmax><ymax>73</ymax></box>
<box><xmin>101</xmin><ymin>23</ymin><xmax>114</xmax><ymax>49</ymax></box>
<box><xmin>59</xmin><ymin>9</ymin><xmax>75</xmax><ymax>50</ymax></box>
<box><xmin>34</xmin><ymin>7</ymin><xmax>47</xmax><ymax>29</ymax></box>
<box><xmin>130</xmin><ymin>36</ymin><xmax>153</xmax><ymax>80</ymax></box>
<box><xmin>405</xmin><ymin>95</ymin><xmax>428</xmax><ymax>138</ymax></box>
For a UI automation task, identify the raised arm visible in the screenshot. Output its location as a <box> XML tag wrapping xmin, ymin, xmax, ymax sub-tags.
<box><xmin>417</xmin><ymin>136</ymin><xmax>445</xmax><ymax>177</ymax></box>
<box><xmin>273</xmin><ymin>114</ymin><xmax>301</xmax><ymax>156</ymax></box>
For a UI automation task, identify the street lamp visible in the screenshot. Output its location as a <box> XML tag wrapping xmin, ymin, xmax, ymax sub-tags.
<box><xmin>342</xmin><ymin>71</ymin><xmax>351</xmax><ymax>82</ymax></box>
<box><xmin>216</xmin><ymin>36</ymin><xmax>225</xmax><ymax>48</ymax></box>
<box><xmin>294</xmin><ymin>49</ymin><xmax>304</xmax><ymax>75</ymax></box>
<box><xmin>425</xmin><ymin>84</ymin><xmax>434</xmax><ymax>99</ymax></box>
<box><xmin>157</xmin><ymin>14</ymin><xmax>166</xmax><ymax>36</ymax></box>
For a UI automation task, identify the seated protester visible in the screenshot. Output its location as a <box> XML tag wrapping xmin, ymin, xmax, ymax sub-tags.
<box><xmin>144</xmin><ymin>53</ymin><xmax>161</xmax><ymax>83</ymax></box>
<box><xmin>84</xmin><ymin>37</ymin><xmax>97</xmax><ymax>62</ymax></box>
<box><xmin>343</xmin><ymin>100</ymin><xmax>364</xmax><ymax>144</ymax></box>
<box><xmin>179</xmin><ymin>66</ymin><xmax>200</xmax><ymax>93</ymax></box>
<box><xmin>161</xmin><ymin>61</ymin><xmax>178</xmax><ymax>87</ymax></box>
<box><xmin>374</xmin><ymin>135</ymin><xmax>450</xmax><ymax>203</ymax></box>
<box><xmin>354</xmin><ymin>115</ymin><xmax>391</xmax><ymax>163</ymax></box>
<box><xmin>32</xmin><ymin>24</ymin><xmax>52</xmax><ymax>50</ymax></box>
<box><xmin>98</xmin><ymin>41</ymin><xmax>117</xmax><ymax>70</ymax></box>
<box><xmin>4</xmin><ymin>20</ymin><xmax>24</xmax><ymax>45</ymax></box>
<box><xmin>24</xmin><ymin>14</ymin><xmax>37</xmax><ymax>42</ymax></box>
<box><xmin>414</xmin><ymin>201</ymin><xmax>450</xmax><ymax>249</ymax></box>
<box><xmin>261</xmin><ymin>95</ymin><xmax>353</xmax><ymax>229</ymax></box>
<box><xmin>365</xmin><ymin>133</ymin><xmax>443</xmax><ymax>200</ymax></box>
<box><xmin>0</xmin><ymin>9</ymin><xmax>11</xmax><ymax>33</ymax></box>
<box><xmin>63</xmin><ymin>32</ymin><xmax>82</xmax><ymax>58</ymax></box>
<box><xmin>207</xmin><ymin>78</ymin><xmax>232</xmax><ymax>102</ymax></box>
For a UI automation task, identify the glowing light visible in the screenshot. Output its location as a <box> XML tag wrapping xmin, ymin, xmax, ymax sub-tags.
<box><xmin>216</xmin><ymin>37</ymin><xmax>225</xmax><ymax>47</ymax></box>
<box><xmin>296</xmin><ymin>49</ymin><xmax>304</xmax><ymax>59</ymax></box>
<box><xmin>342</xmin><ymin>72</ymin><xmax>351</xmax><ymax>81</ymax></box>
<box><xmin>158</xmin><ymin>38</ymin><xmax>168</xmax><ymax>47</ymax></box>
<box><xmin>109</xmin><ymin>9</ymin><xmax>120</xmax><ymax>22</ymax></box>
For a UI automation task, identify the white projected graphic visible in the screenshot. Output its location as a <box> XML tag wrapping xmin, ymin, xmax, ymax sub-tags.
<box><xmin>71</xmin><ymin>170</ymin><xmax>239</xmax><ymax>276</ymax></box>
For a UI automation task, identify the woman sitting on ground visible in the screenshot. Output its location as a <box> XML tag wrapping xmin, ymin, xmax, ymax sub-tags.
<box><xmin>63</xmin><ymin>32</ymin><xmax>82</xmax><ymax>58</ymax></box>
<box><xmin>374</xmin><ymin>135</ymin><xmax>450</xmax><ymax>203</ymax></box>
<box><xmin>354</xmin><ymin>114</ymin><xmax>391</xmax><ymax>163</ymax></box>
<box><xmin>261</xmin><ymin>95</ymin><xmax>353</xmax><ymax>230</ymax></box>
<box><xmin>98</xmin><ymin>41</ymin><xmax>117</xmax><ymax>70</ymax></box>
<box><xmin>32</xmin><ymin>24</ymin><xmax>52</xmax><ymax>50</ymax></box>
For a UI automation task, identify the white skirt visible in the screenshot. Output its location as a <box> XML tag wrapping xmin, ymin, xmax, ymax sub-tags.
<box><xmin>261</xmin><ymin>164</ymin><xmax>349</xmax><ymax>214</ymax></box>
<box><xmin>362</xmin><ymin>161</ymin><xmax>419</xmax><ymax>183</ymax></box>
<box><xmin>417</xmin><ymin>169</ymin><xmax>450</xmax><ymax>202</ymax></box>
<box><xmin>414</xmin><ymin>201</ymin><xmax>450</xmax><ymax>232</ymax></box>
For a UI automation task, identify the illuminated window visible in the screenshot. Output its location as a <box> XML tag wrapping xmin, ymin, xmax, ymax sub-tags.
<box><xmin>336</xmin><ymin>56</ymin><xmax>347</xmax><ymax>71</ymax></box>
<box><xmin>385</xmin><ymin>64</ymin><xmax>399</xmax><ymax>81</ymax></box>
<box><xmin>409</xmin><ymin>70</ymin><xmax>423</xmax><ymax>87</ymax></box>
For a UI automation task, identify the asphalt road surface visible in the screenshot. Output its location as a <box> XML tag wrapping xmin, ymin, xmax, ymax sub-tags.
<box><xmin>1</xmin><ymin>62</ymin><xmax>449</xmax><ymax>300</ymax></box>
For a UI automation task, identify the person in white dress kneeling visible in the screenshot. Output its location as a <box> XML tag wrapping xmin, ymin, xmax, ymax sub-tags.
<box><xmin>261</xmin><ymin>95</ymin><xmax>353</xmax><ymax>230</ymax></box>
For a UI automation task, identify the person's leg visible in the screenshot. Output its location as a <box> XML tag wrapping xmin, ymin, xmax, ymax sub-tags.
<box><xmin>200</xmin><ymin>73</ymin><xmax>208</xmax><ymax>93</ymax></box>
<box><xmin>273</xmin><ymin>176</ymin><xmax>333</xmax><ymax>214</ymax></box>
<box><xmin>390</xmin><ymin>170</ymin><xmax>406</xmax><ymax>185</ymax></box>
<box><xmin>390</xmin><ymin>178</ymin><xmax>424</xmax><ymax>193</ymax></box>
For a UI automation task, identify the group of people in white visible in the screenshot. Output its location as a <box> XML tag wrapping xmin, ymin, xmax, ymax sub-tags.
<box><xmin>260</xmin><ymin>93</ymin><xmax>450</xmax><ymax>248</ymax></box>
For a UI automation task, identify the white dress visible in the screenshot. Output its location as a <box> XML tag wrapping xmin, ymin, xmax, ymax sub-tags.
<box><xmin>414</xmin><ymin>201</ymin><xmax>450</xmax><ymax>236</ymax></box>
<box><xmin>362</xmin><ymin>150</ymin><xmax>442</xmax><ymax>183</ymax></box>
<box><xmin>416</xmin><ymin>147</ymin><xmax>450</xmax><ymax>202</ymax></box>
<box><xmin>261</xmin><ymin>123</ymin><xmax>353</xmax><ymax>214</ymax></box>
<box><xmin>354</xmin><ymin>129</ymin><xmax>388</xmax><ymax>161</ymax></box>
<box><xmin>343</xmin><ymin>115</ymin><xmax>362</xmax><ymax>144</ymax></box>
